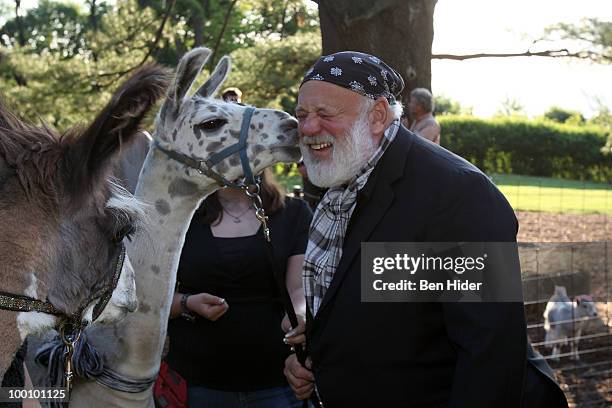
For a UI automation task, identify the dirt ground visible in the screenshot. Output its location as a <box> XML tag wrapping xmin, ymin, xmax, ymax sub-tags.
<box><xmin>516</xmin><ymin>211</ymin><xmax>611</xmax><ymax>243</ymax></box>
<box><xmin>526</xmin><ymin>300</ymin><xmax>611</xmax><ymax>407</ymax></box>
<box><xmin>527</xmin><ymin>302</ymin><xmax>610</xmax><ymax>408</ymax></box>
<box><xmin>519</xmin><ymin>211</ymin><xmax>611</xmax><ymax>406</ymax></box>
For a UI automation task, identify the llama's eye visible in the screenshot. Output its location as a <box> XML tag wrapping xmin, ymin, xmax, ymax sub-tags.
<box><xmin>113</xmin><ymin>224</ymin><xmax>135</xmax><ymax>243</ymax></box>
<box><xmin>196</xmin><ymin>119</ymin><xmax>227</xmax><ymax>131</ymax></box>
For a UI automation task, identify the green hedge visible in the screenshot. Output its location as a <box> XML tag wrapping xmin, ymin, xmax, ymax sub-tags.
<box><xmin>439</xmin><ymin>116</ymin><xmax>612</xmax><ymax>183</ymax></box>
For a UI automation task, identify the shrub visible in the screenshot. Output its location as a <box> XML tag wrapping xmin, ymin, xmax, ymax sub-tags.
<box><xmin>543</xmin><ymin>106</ymin><xmax>585</xmax><ymax>124</ymax></box>
<box><xmin>439</xmin><ymin>116</ymin><xmax>611</xmax><ymax>182</ymax></box>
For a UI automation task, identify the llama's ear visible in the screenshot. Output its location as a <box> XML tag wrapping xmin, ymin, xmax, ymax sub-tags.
<box><xmin>196</xmin><ymin>56</ymin><xmax>231</xmax><ymax>98</ymax></box>
<box><xmin>159</xmin><ymin>48</ymin><xmax>211</xmax><ymax>121</ymax></box>
<box><xmin>68</xmin><ymin>64</ymin><xmax>170</xmax><ymax>193</ymax></box>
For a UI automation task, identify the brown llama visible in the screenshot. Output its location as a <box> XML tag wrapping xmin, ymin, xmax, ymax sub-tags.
<box><xmin>0</xmin><ymin>64</ymin><xmax>170</xmax><ymax>382</ymax></box>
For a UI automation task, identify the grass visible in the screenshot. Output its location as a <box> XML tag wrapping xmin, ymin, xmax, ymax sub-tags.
<box><xmin>274</xmin><ymin>165</ymin><xmax>612</xmax><ymax>215</ymax></box>
<box><xmin>489</xmin><ymin>174</ymin><xmax>611</xmax><ymax>215</ymax></box>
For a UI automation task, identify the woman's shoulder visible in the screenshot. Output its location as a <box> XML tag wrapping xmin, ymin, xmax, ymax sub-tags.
<box><xmin>283</xmin><ymin>195</ymin><xmax>312</xmax><ymax>215</ymax></box>
<box><xmin>272</xmin><ymin>195</ymin><xmax>312</xmax><ymax>222</ymax></box>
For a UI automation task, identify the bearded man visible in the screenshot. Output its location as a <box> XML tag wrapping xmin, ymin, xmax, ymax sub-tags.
<box><xmin>283</xmin><ymin>51</ymin><xmax>567</xmax><ymax>407</ymax></box>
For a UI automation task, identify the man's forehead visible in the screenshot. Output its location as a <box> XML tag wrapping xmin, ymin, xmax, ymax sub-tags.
<box><xmin>297</xmin><ymin>81</ymin><xmax>362</xmax><ymax>111</ymax></box>
<box><xmin>295</xmin><ymin>100</ymin><xmax>340</xmax><ymax>112</ymax></box>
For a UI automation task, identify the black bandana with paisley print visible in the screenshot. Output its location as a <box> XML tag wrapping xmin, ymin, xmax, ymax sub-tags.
<box><xmin>300</xmin><ymin>51</ymin><xmax>405</xmax><ymax>104</ymax></box>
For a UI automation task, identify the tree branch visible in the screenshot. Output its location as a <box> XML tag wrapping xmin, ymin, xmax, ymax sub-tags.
<box><xmin>432</xmin><ymin>48</ymin><xmax>602</xmax><ymax>61</ymax></box>
<box><xmin>94</xmin><ymin>0</ymin><xmax>176</xmax><ymax>81</ymax></box>
<box><xmin>138</xmin><ymin>0</ymin><xmax>176</xmax><ymax>63</ymax></box>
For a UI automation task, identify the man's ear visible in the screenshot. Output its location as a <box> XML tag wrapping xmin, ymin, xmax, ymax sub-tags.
<box><xmin>369</xmin><ymin>97</ymin><xmax>391</xmax><ymax>135</ymax></box>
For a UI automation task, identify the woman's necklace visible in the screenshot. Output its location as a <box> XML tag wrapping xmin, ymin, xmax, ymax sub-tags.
<box><xmin>222</xmin><ymin>204</ymin><xmax>252</xmax><ymax>223</ymax></box>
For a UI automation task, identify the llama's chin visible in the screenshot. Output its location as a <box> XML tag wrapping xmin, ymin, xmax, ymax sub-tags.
<box><xmin>87</xmin><ymin>295</ymin><xmax>138</xmax><ymax>325</ymax></box>
<box><xmin>93</xmin><ymin>304</ymin><xmax>131</xmax><ymax>325</ymax></box>
<box><xmin>90</xmin><ymin>254</ymin><xmax>138</xmax><ymax>325</ymax></box>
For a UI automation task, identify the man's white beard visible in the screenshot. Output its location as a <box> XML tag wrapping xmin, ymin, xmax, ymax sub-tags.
<box><xmin>300</xmin><ymin>112</ymin><xmax>378</xmax><ymax>188</ymax></box>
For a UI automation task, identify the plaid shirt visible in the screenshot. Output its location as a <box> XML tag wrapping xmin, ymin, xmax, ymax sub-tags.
<box><xmin>304</xmin><ymin>120</ymin><xmax>400</xmax><ymax>316</ymax></box>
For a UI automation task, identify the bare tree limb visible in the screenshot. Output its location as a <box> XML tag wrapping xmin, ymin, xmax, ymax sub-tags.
<box><xmin>432</xmin><ymin>48</ymin><xmax>603</xmax><ymax>61</ymax></box>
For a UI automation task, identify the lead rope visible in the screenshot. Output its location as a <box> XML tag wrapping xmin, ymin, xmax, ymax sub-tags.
<box><xmin>60</xmin><ymin>327</ymin><xmax>80</xmax><ymax>393</ymax></box>
<box><xmin>52</xmin><ymin>323</ymin><xmax>83</xmax><ymax>407</ymax></box>
<box><xmin>242</xmin><ymin>183</ymin><xmax>322</xmax><ymax>408</ymax></box>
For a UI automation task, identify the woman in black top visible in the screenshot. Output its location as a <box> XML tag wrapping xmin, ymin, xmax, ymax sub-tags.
<box><xmin>167</xmin><ymin>169</ymin><xmax>312</xmax><ymax>407</ymax></box>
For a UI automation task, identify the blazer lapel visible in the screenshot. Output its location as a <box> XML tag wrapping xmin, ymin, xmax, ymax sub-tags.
<box><xmin>314</xmin><ymin>128</ymin><xmax>415</xmax><ymax>318</ymax></box>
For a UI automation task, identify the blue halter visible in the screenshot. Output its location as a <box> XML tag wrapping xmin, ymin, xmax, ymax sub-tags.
<box><xmin>154</xmin><ymin>106</ymin><xmax>258</xmax><ymax>189</ymax></box>
<box><xmin>204</xmin><ymin>106</ymin><xmax>256</xmax><ymax>185</ymax></box>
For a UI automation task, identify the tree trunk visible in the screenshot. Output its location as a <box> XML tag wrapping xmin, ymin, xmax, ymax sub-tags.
<box><xmin>14</xmin><ymin>0</ymin><xmax>25</xmax><ymax>47</ymax></box>
<box><xmin>88</xmin><ymin>0</ymin><xmax>99</xmax><ymax>61</ymax></box>
<box><xmin>279</xmin><ymin>0</ymin><xmax>288</xmax><ymax>39</ymax></box>
<box><xmin>88</xmin><ymin>0</ymin><xmax>98</xmax><ymax>32</ymax></box>
<box><xmin>192</xmin><ymin>15</ymin><xmax>205</xmax><ymax>46</ymax></box>
<box><xmin>208</xmin><ymin>0</ymin><xmax>238</xmax><ymax>68</ymax></box>
<box><xmin>192</xmin><ymin>1</ymin><xmax>205</xmax><ymax>47</ymax></box>
<box><xmin>315</xmin><ymin>0</ymin><xmax>437</xmax><ymax>107</ymax></box>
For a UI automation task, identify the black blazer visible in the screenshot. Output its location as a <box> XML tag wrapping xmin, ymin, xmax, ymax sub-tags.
<box><xmin>306</xmin><ymin>127</ymin><xmax>568</xmax><ymax>408</ymax></box>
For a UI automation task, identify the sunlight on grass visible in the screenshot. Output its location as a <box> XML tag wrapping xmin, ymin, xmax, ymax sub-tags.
<box><xmin>490</xmin><ymin>174</ymin><xmax>611</xmax><ymax>214</ymax></box>
<box><xmin>275</xmin><ymin>168</ymin><xmax>612</xmax><ymax>215</ymax></box>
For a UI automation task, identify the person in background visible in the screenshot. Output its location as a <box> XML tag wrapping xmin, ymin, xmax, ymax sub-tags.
<box><xmin>408</xmin><ymin>87</ymin><xmax>441</xmax><ymax>145</ymax></box>
<box><xmin>167</xmin><ymin>168</ymin><xmax>312</xmax><ymax>407</ymax></box>
<box><xmin>221</xmin><ymin>87</ymin><xmax>243</xmax><ymax>103</ymax></box>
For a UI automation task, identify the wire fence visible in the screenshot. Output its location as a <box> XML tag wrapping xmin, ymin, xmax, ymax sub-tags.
<box><xmin>485</xmin><ymin>175</ymin><xmax>611</xmax><ymax>406</ymax></box>
<box><xmin>522</xmin><ymin>239</ymin><xmax>610</xmax><ymax>406</ymax></box>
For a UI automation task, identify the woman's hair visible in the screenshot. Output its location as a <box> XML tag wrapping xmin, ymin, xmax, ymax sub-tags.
<box><xmin>196</xmin><ymin>168</ymin><xmax>286</xmax><ymax>225</ymax></box>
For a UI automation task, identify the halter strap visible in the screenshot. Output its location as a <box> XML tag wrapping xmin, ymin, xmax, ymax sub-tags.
<box><xmin>0</xmin><ymin>243</ymin><xmax>126</xmax><ymax>327</ymax></box>
<box><xmin>0</xmin><ymin>291</ymin><xmax>64</xmax><ymax>316</ymax></box>
<box><xmin>153</xmin><ymin>106</ymin><xmax>257</xmax><ymax>189</ymax></box>
<box><xmin>92</xmin><ymin>243</ymin><xmax>126</xmax><ymax>321</ymax></box>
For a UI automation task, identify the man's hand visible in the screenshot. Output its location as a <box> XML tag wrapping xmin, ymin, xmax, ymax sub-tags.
<box><xmin>284</xmin><ymin>353</ymin><xmax>314</xmax><ymax>400</ymax></box>
<box><xmin>186</xmin><ymin>293</ymin><xmax>229</xmax><ymax>321</ymax></box>
<box><xmin>282</xmin><ymin>313</ymin><xmax>306</xmax><ymax>347</ymax></box>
